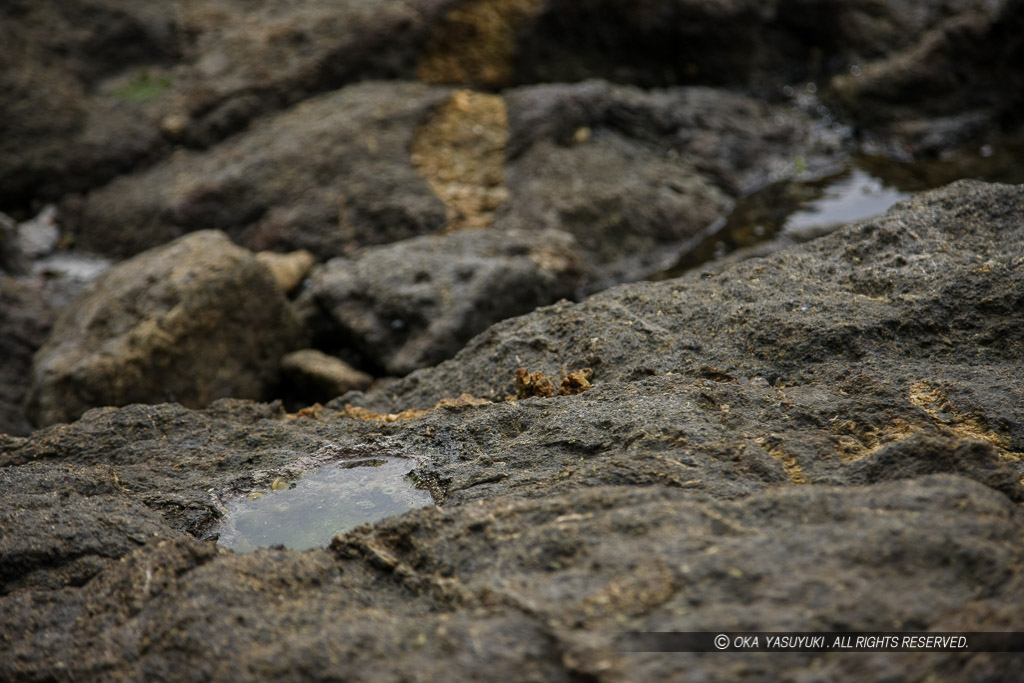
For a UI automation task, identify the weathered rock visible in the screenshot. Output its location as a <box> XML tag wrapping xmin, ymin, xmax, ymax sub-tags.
<box><xmin>420</xmin><ymin>0</ymin><xmax>986</xmax><ymax>90</ymax></box>
<box><xmin>76</xmin><ymin>82</ymin><xmax>451</xmax><ymax>259</ymax></box>
<box><xmin>830</xmin><ymin>0</ymin><xmax>1024</xmax><ymax>152</ymax></box>
<box><xmin>1</xmin><ymin>469</ymin><xmax>1022</xmax><ymax>681</ymax></box>
<box><xmin>24</xmin><ymin>231</ymin><xmax>303</xmax><ymax>427</ymax></box>
<box><xmin>297</xmin><ymin>227</ymin><xmax>583</xmax><ymax>375</ymax></box>
<box><xmin>497</xmin><ymin>81</ymin><xmax>851</xmax><ymax>287</ymax></box>
<box><xmin>3</xmin><ymin>0</ymin><xmax>1024</xmax><ymax>677</ymax></box>
<box><xmin>0</xmin><ymin>0</ymin><xmax>181</xmax><ymax>210</ymax></box>
<box><xmin>279</xmin><ymin>349</ymin><xmax>373</xmax><ymax>404</ymax></box>
<box><xmin>0</xmin><ymin>462</ymin><xmax>182</xmax><ymax>595</ymax></box>
<box><xmin>148</xmin><ymin>0</ymin><xmax>456</xmax><ymax>148</ymax></box>
<box><xmin>0</xmin><ymin>277</ymin><xmax>54</xmax><ymax>436</ymax></box>
<box><xmin>363</xmin><ymin>181</ymin><xmax>1024</xmax><ymax>439</ymax></box>
<box><xmin>255</xmin><ymin>249</ymin><xmax>314</xmax><ymax>294</ymax></box>
<box><xmin>0</xmin><ymin>0</ymin><xmax>458</xmax><ymax>215</ymax></box>
<box><xmin>2</xmin><ymin>180</ymin><xmax>1023</xmax><ymax>680</ymax></box>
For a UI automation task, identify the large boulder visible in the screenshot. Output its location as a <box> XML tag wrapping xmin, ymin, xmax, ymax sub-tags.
<box><xmin>24</xmin><ymin>231</ymin><xmax>302</xmax><ymax>426</ymax></box>
<box><xmin>75</xmin><ymin>82</ymin><xmax>451</xmax><ymax>259</ymax></box>
<box><xmin>831</xmin><ymin>0</ymin><xmax>1024</xmax><ymax>152</ymax></box>
<box><xmin>0</xmin><ymin>277</ymin><xmax>53</xmax><ymax>436</ymax></box>
<box><xmin>297</xmin><ymin>227</ymin><xmax>583</xmax><ymax>375</ymax></box>
<box><xmin>0</xmin><ymin>0</ymin><xmax>458</xmax><ymax>215</ymax></box>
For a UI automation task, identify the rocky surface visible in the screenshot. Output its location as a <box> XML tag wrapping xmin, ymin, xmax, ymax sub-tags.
<box><xmin>2</xmin><ymin>1</ymin><xmax>1024</xmax><ymax>680</ymax></box>
<box><xmin>296</xmin><ymin>227</ymin><xmax>583</xmax><ymax>375</ymax></box>
<box><xmin>832</xmin><ymin>0</ymin><xmax>1024</xmax><ymax>154</ymax></box>
<box><xmin>24</xmin><ymin>231</ymin><xmax>303</xmax><ymax>427</ymax></box>
<box><xmin>3</xmin><ymin>181</ymin><xmax>1024</xmax><ymax>680</ymax></box>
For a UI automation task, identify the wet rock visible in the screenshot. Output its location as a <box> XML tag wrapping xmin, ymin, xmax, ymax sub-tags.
<box><xmin>279</xmin><ymin>349</ymin><xmax>373</xmax><ymax>404</ymax></box>
<box><xmin>76</xmin><ymin>82</ymin><xmax>451</xmax><ymax>259</ymax></box>
<box><xmin>297</xmin><ymin>227</ymin><xmax>583</xmax><ymax>375</ymax></box>
<box><xmin>496</xmin><ymin>81</ymin><xmax>846</xmax><ymax>287</ymax></box>
<box><xmin>24</xmin><ymin>231</ymin><xmax>303</xmax><ymax>427</ymax></box>
<box><xmin>0</xmin><ymin>277</ymin><xmax>54</xmax><ymax>436</ymax></box>
<box><xmin>420</xmin><ymin>0</ymin><xmax>980</xmax><ymax>90</ymax></box>
<box><xmin>831</xmin><ymin>0</ymin><xmax>1024</xmax><ymax>151</ymax></box>
<box><xmin>1</xmin><ymin>180</ymin><xmax>1023</xmax><ymax>680</ymax></box>
<box><xmin>1</xmin><ymin>473</ymin><xmax>1022</xmax><ymax>681</ymax></box>
<box><xmin>0</xmin><ymin>462</ymin><xmax>181</xmax><ymax>594</ymax></box>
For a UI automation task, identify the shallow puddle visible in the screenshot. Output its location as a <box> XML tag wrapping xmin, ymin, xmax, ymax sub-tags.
<box><xmin>780</xmin><ymin>167</ymin><xmax>910</xmax><ymax>240</ymax></box>
<box><xmin>654</xmin><ymin>135</ymin><xmax>1024</xmax><ymax>279</ymax></box>
<box><xmin>214</xmin><ymin>458</ymin><xmax>433</xmax><ymax>552</ymax></box>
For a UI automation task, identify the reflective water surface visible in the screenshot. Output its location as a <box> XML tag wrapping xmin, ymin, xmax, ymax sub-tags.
<box><xmin>214</xmin><ymin>458</ymin><xmax>433</xmax><ymax>552</ymax></box>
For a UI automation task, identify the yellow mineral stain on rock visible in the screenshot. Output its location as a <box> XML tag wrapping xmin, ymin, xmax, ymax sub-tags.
<box><xmin>417</xmin><ymin>0</ymin><xmax>544</xmax><ymax>88</ymax></box>
<box><xmin>909</xmin><ymin>379</ymin><xmax>1022</xmax><ymax>460</ymax></box>
<box><xmin>410</xmin><ymin>89</ymin><xmax>509</xmax><ymax>232</ymax></box>
<box><xmin>831</xmin><ymin>417</ymin><xmax>922</xmax><ymax>462</ymax></box>
<box><xmin>341</xmin><ymin>394</ymin><xmax>491</xmax><ymax>422</ymax></box>
<box><xmin>756</xmin><ymin>436</ymin><xmax>809</xmax><ymax>484</ymax></box>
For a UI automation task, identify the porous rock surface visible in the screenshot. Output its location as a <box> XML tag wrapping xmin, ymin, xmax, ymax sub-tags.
<box><xmin>2</xmin><ymin>181</ymin><xmax>1023</xmax><ymax>681</ymax></box>
<box><xmin>24</xmin><ymin>230</ymin><xmax>303</xmax><ymax>427</ymax></box>
<box><xmin>3</xmin><ymin>0</ymin><xmax>1024</xmax><ymax>680</ymax></box>
<box><xmin>296</xmin><ymin>227</ymin><xmax>583</xmax><ymax>375</ymax></box>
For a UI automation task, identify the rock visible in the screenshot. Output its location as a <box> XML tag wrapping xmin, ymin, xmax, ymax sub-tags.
<box><xmin>0</xmin><ymin>462</ymin><xmax>182</xmax><ymax>594</ymax></box>
<box><xmin>410</xmin><ymin>89</ymin><xmax>511</xmax><ymax>232</ymax></box>
<box><xmin>494</xmin><ymin>81</ymin><xmax>851</xmax><ymax>287</ymax></box>
<box><xmin>3</xmin><ymin>0</ymin><xmax>1024</xmax><ymax>677</ymax></box>
<box><xmin>255</xmin><ymin>249</ymin><xmax>315</xmax><ymax>294</ymax></box>
<box><xmin>830</xmin><ymin>0</ymin><xmax>1024</xmax><ymax>152</ymax></box>
<box><xmin>24</xmin><ymin>231</ymin><xmax>303</xmax><ymax>427</ymax></box>
<box><xmin>0</xmin><ymin>212</ymin><xmax>22</xmax><ymax>275</ymax></box>
<box><xmin>0</xmin><ymin>1</ymin><xmax>180</xmax><ymax>210</ymax></box>
<box><xmin>1</xmin><ymin>469</ymin><xmax>1022</xmax><ymax>680</ymax></box>
<box><xmin>363</xmin><ymin>180</ymin><xmax>1024</xmax><ymax>445</ymax></box>
<box><xmin>0</xmin><ymin>277</ymin><xmax>54</xmax><ymax>436</ymax></box>
<box><xmin>148</xmin><ymin>0</ymin><xmax>455</xmax><ymax>148</ymax></box>
<box><xmin>279</xmin><ymin>349</ymin><xmax>373</xmax><ymax>404</ymax></box>
<box><xmin>297</xmin><ymin>227</ymin><xmax>583</xmax><ymax>375</ymax></box>
<box><xmin>1</xmin><ymin>180</ymin><xmax>1023</xmax><ymax>680</ymax></box>
<box><xmin>0</xmin><ymin>0</ymin><xmax>456</xmax><ymax>215</ymax></box>
<box><xmin>76</xmin><ymin>82</ymin><xmax>451</xmax><ymax>259</ymax></box>
<box><xmin>421</xmin><ymin>0</ymin><xmax>981</xmax><ymax>90</ymax></box>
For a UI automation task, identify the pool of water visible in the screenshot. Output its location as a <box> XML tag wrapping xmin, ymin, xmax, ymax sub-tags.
<box><xmin>213</xmin><ymin>457</ymin><xmax>433</xmax><ymax>552</ymax></box>
<box><xmin>654</xmin><ymin>135</ymin><xmax>1024</xmax><ymax>279</ymax></box>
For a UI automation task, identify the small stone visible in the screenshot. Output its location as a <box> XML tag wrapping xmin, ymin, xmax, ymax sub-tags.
<box><xmin>280</xmin><ymin>349</ymin><xmax>373</xmax><ymax>403</ymax></box>
<box><xmin>256</xmin><ymin>249</ymin><xmax>315</xmax><ymax>293</ymax></box>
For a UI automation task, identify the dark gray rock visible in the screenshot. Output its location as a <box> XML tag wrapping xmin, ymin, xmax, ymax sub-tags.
<box><xmin>426</xmin><ymin>0</ymin><xmax>986</xmax><ymax>90</ymax></box>
<box><xmin>498</xmin><ymin>82</ymin><xmax>846</xmax><ymax>288</ymax></box>
<box><xmin>0</xmin><ymin>0</ymin><xmax>180</xmax><ymax>211</ymax></box>
<box><xmin>831</xmin><ymin>0</ymin><xmax>1024</xmax><ymax>153</ymax></box>
<box><xmin>504</xmin><ymin>81</ymin><xmax>842</xmax><ymax>196</ymax></box>
<box><xmin>76</xmin><ymin>82</ymin><xmax>451</xmax><ymax>259</ymax></box>
<box><xmin>297</xmin><ymin>227</ymin><xmax>583</xmax><ymax>375</ymax></box>
<box><xmin>1</xmin><ymin>472</ymin><xmax>1022</xmax><ymax>681</ymax></box>
<box><xmin>279</xmin><ymin>349</ymin><xmax>373</xmax><ymax>404</ymax></box>
<box><xmin>0</xmin><ymin>462</ymin><xmax>182</xmax><ymax>595</ymax></box>
<box><xmin>24</xmin><ymin>231</ymin><xmax>303</xmax><ymax>427</ymax></box>
<box><xmin>0</xmin><ymin>277</ymin><xmax>54</xmax><ymax>436</ymax></box>
<box><xmin>364</xmin><ymin>181</ymin><xmax>1024</xmax><ymax>439</ymax></box>
<box><xmin>0</xmin><ymin>0</ymin><xmax>458</xmax><ymax>215</ymax></box>
<box><xmin>2</xmin><ymin>180</ymin><xmax>1024</xmax><ymax>681</ymax></box>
